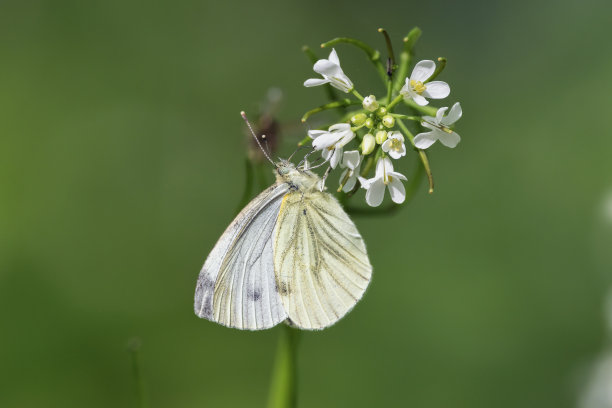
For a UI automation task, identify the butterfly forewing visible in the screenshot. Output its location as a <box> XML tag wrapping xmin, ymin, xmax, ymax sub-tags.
<box><xmin>273</xmin><ymin>191</ymin><xmax>372</xmax><ymax>330</ymax></box>
<box><xmin>194</xmin><ymin>183</ymin><xmax>289</xmax><ymax>330</ymax></box>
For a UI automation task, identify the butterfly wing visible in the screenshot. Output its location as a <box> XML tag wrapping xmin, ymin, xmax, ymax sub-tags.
<box><xmin>273</xmin><ymin>190</ymin><xmax>372</xmax><ymax>330</ymax></box>
<box><xmin>194</xmin><ymin>183</ymin><xmax>289</xmax><ymax>330</ymax></box>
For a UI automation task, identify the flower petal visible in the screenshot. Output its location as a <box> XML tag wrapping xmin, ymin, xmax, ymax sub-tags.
<box><xmin>435</xmin><ymin>107</ymin><xmax>448</xmax><ymax>124</ymax></box>
<box><xmin>423</xmin><ymin>81</ymin><xmax>450</xmax><ymax>99</ymax></box>
<box><xmin>388</xmin><ymin>148</ymin><xmax>404</xmax><ymax>160</ymax></box>
<box><xmin>329</xmin><ymin>123</ymin><xmax>351</xmax><ymax>132</ymax></box>
<box><xmin>412</xmin><ymin>94</ymin><xmax>429</xmax><ymax>106</ymax></box>
<box><xmin>399</xmin><ymin>78</ymin><xmax>411</xmax><ymax>95</ymax></box>
<box><xmin>339</xmin><ymin>169</ymin><xmax>349</xmax><ymax>187</ymax></box>
<box><xmin>336</xmin><ymin>130</ymin><xmax>355</xmax><ymax>147</ymax></box>
<box><xmin>438</xmin><ymin>130</ymin><xmax>461</xmax><ymax>148</ymax></box>
<box><xmin>388</xmin><ymin>171</ymin><xmax>407</xmax><ymax>181</ymax></box>
<box><xmin>304</xmin><ymin>78</ymin><xmax>330</xmax><ymax>87</ymax></box>
<box><xmin>413</xmin><ymin>130</ymin><xmax>438</xmax><ymax>149</ymax></box>
<box><xmin>441</xmin><ymin>102</ymin><xmax>462</xmax><ymax>126</ymax></box>
<box><xmin>388</xmin><ymin>177</ymin><xmax>406</xmax><ymax>204</ymax></box>
<box><xmin>328</xmin><ymin>77</ymin><xmax>353</xmax><ymax>93</ymax></box>
<box><xmin>365</xmin><ymin>179</ymin><xmax>385</xmax><ymax>207</ymax></box>
<box><xmin>313</xmin><ymin>59</ymin><xmax>342</xmax><ymax>77</ymax></box>
<box><xmin>375</xmin><ymin>156</ymin><xmax>393</xmax><ymax>178</ymax></box>
<box><xmin>342</xmin><ymin>150</ymin><xmax>360</xmax><ymax>169</ymax></box>
<box><xmin>343</xmin><ymin>175</ymin><xmax>357</xmax><ymax>192</ymax></box>
<box><xmin>308</xmin><ymin>129</ymin><xmax>327</xmax><ymax>139</ymax></box>
<box><xmin>312</xmin><ymin>132</ymin><xmax>341</xmax><ymax>150</ymax></box>
<box><xmin>358</xmin><ymin>176</ymin><xmax>373</xmax><ymax>190</ymax></box>
<box><xmin>330</xmin><ymin>147</ymin><xmax>343</xmax><ymax>168</ymax></box>
<box><xmin>328</xmin><ymin>48</ymin><xmax>340</xmax><ymax>66</ymax></box>
<box><xmin>411</xmin><ymin>60</ymin><xmax>436</xmax><ymax>82</ymax></box>
<box><xmin>381</xmin><ymin>139</ymin><xmax>391</xmax><ymax>153</ymax></box>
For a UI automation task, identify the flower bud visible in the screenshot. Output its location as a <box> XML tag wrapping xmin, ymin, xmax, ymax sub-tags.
<box><xmin>362</xmin><ymin>95</ymin><xmax>379</xmax><ymax>112</ymax></box>
<box><xmin>382</xmin><ymin>114</ymin><xmax>395</xmax><ymax>128</ymax></box>
<box><xmin>365</xmin><ymin>118</ymin><xmax>375</xmax><ymax>129</ymax></box>
<box><xmin>376</xmin><ymin>106</ymin><xmax>388</xmax><ymax>117</ymax></box>
<box><xmin>375</xmin><ymin>130</ymin><xmax>387</xmax><ymax>144</ymax></box>
<box><xmin>361</xmin><ymin>133</ymin><xmax>375</xmax><ymax>155</ymax></box>
<box><xmin>350</xmin><ymin>113</ymin><xmax>367</xmax><ymax>126</ymax></box>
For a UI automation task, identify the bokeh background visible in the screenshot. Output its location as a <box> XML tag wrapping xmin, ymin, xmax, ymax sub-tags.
<box><xmin>1</xmin><ymin>0</ymin><xmax>612</xmax><ymax>407</ymax></box>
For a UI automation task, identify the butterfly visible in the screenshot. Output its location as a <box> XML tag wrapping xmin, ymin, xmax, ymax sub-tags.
<box><xmin>193</xmin><ymin>112</ymin><xmax>372</xmax><ymax>330</ymax></box>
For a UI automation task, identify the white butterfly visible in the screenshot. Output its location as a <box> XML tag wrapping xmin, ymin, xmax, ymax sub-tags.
<box><xmin>194</xmin><ymin>114</ymin><xmax>372</xmax><ymax>330</ymax></box>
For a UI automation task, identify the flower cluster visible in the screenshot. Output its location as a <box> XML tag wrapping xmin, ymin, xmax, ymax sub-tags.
<box><xmin>302</xmin><ymin>36</ymin><xmax>463</xmax><ymax>207</ymax></box>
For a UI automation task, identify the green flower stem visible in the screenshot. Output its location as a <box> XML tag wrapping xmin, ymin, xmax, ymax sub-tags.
<box><xmin>320</xmin><ymin>37</ymin><xmax>387</xmax><ymax>84</ymax></box>
<box><xmin>127</xmin><ymin>338</ymin><xmax>149</xmax><ymax>408</ymax></box>
<box><xmin>378</xmin><ymin>28</ymin><xmax>396</xmax><ymax>72</ymax></box>
<box><xmin>302</xmin><ymin>45</ymin><xmax>320</xmax><ymax>64</ymax></box>
<box><xmin>297</xmin><ymin>136</ymin><xmax>311</xmax><ymax>147</ymax></box>
<box><xmin>397</xmin><ymin>119</ymin><xmax>434</xmax><ymax>193</ymax></box>
<box><xmin>393</xmin><ymin>27</ymin><xmax>421</xmax><ymax>92</ymax></box>
<box><xmin>386</xmin><ymin>78</ymin><xmax>393</xmax><ymax>106</ymax></box>
<box><xmin>390</xmin><ymin>113</ymin><xmax>421</xmax><ymax>121</ymax></box>
<box><xmin>301</xmin><ymin>99</ymin><xmax>360</xmax><ymax>122</ymax></box>
<box><xmin>302</xmin><ymin>45</ymin><xmax>339</xmax><ymax>103</ymax></box>
<box><xmin>267</xmin><ymin>325</ymin><xmax>300</xmax><ymax>408</ymax></box>
<box><xmin>387</xmin><ymin>94</ymin><xmax>404</xmax><ymax>110</ymax></box>
<box><xmin>351</xmin><ymin>89</ymin><xmax>364</xmax><ymax>101</ymax></box>
<box><xmin>402</xmin><ymin>99</ymin><xmax>438</xmax><ymax>116</ymax></box>
<box><xmin>424</xmin><ymin>57</ymin><xmax>447</xmax><ymax>83</ymax></box>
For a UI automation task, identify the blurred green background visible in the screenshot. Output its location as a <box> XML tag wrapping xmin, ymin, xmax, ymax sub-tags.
<box><xmin>1</xmin><ymin>0</ymin><xmax>612</xmax><ymax>407</ymax></box>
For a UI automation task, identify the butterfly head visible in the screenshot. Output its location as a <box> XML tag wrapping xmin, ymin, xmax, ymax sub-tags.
<box><xmin>275</xmin><ymin>159</ymin><xmax>295</xmax><ymax>177</ymax></box>
<box><xmin>275</xmin><ymin>159</ymin><xmax>319</xmax><ymax>190</ymax></box>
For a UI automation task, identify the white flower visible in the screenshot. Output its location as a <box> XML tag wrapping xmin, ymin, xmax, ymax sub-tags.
<box><xmin>358</xmin><ymin>157</ymin><xmax>407</xmax><ymax>207</ymax></box>
<box><xmin>400</xmin><ymin>60</ymin><xmax>450</xmax><ymax>106</ymax></box>
<box><xmin>338</xmin><ymin>150</ymin><xmax>361</xmax><ymax>192</ymax></box>
<box><xmin>381</xmin><ymin>131</ymin><xmax>406</xmax><ymax>159</ymax></box>
<box><xmin>308</xmin><ymin>123</ymin><xmax>355</xmax><ymax>168</ymax></box>
<box><xmin>413</xmin><ymin>102</ymin><xmax>462</xmax><ymax>149</ymax></box>
<box><xmin>304</xmin><ymin>49</ymin><xmax>353</xmax><ymax>93</ymax></box>
<box><xmin>362</xmin><ymin>95</ymin><xmax>379</xmax><ymax>112</ymax></box>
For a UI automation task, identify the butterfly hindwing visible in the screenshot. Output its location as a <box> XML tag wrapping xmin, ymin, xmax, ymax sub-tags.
<box><xmin>273</xmin><ymin>190</ymin><xmax>372</xmax><ymax>330</ymax></box>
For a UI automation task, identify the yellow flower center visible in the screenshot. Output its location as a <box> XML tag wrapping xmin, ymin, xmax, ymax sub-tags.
<box><xmin>410</xmin><ymin>79</ymin><xmax>427</xmax><ymax>94</ymax></box>
<box><xmin>390</xmin><ymin>138</ymin><xmax>402</xmax><ymax>151</ymax></box>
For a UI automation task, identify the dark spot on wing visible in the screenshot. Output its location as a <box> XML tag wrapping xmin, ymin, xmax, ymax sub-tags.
<box><xmin>202</xmin><ymin>301</ymin><xmax>213</xmax><ymax>318</ymax></box>
<box><xmin>194</xmin><ymin>273</ymin><xmax>216</xmax><ymax>318</ymax></box>
<box><xmin>247</xmin><ymin>288</ymin><xmax>262</xmax><ymax>302</ymax></box>
<box><xmin>198</xmin><ymin>274</ymin><xmax>215</xmax><ymax>290</ymax></box>
<box><xmin>303</xmin><ymin>209</ymin><xmax>307</xmax><ymax>215</ymax></box>
<box><xmin>277</xmin><ymin>281</ymin><xmax>292</xmax><ymax>295</ymax></box>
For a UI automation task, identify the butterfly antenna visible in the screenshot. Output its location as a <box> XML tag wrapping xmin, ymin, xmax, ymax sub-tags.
<box><xmin>240</xmin><ymin>111</ymin><xmax>276</xmax><ymax>166</ymax></box>
<box><xmin>261</xmin><ymin>134</ymin><xmax>273</xmax><ymax>156</ymax></box>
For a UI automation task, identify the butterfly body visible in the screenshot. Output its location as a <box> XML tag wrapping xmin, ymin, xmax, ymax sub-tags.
<box><xmin>194</xmin><ymin>161</ymin><xmax>372</xmax><ymax>330</ymax></box>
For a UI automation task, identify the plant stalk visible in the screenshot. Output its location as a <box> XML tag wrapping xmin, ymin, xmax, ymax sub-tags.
<box><xmin>267</xmin><ymin>325</ymin><xmax>300</xmax><ymax>408</ymax></box>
